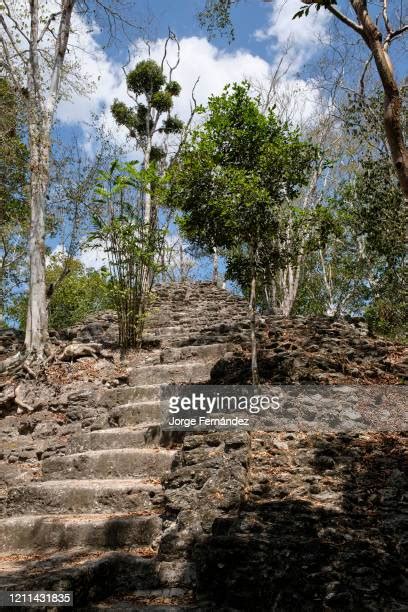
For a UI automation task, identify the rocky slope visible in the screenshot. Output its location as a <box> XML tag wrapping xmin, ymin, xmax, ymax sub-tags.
<box><xmin>0</xmin><ymin>281</ymin><xmax>406</xmax><ymax>610</ymax></box>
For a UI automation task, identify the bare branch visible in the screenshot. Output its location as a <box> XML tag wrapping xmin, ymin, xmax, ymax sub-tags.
<box><xmin>0</xmin><ymin>14</ymin><xmax>28</xmax><ymax>68</ymax></box>
<box><xmin>382</xmin><ymin>0</ymin><xmax>392</xmax><ymax>35</ymax></box>
<box><xmin>327</xmin><ymin>4</ymin><xmax>364</xmax><ymax>35</ymax></box>
<box><xmin>168</xmin><ymin>32</ymin><xmax>181</xmax><ymax>82</ymax></box>
<box><xmin>47</xmin><ymin>1</ymin><xmax>75</xmax><ymax>115</ymax></box>
<box><xmin>37</xmin><ymin>11</ymin><xmax>62</xmax><ymax>43</ymax></box>
<box><xmin>3</xmin><ymin>1</ymin><xmax>30</xmax><ymax>43</ymax></box>
<box><xmin>171</xmin><ymin>77</ymin><xmax>200</xmax><ymax>166</ymax></box>
<box><xmin>385</xmin><ymin>23</ymin><xmax>408</xmax><ymax>49</ymax></box>
<box><xmin>359</xmin><ymin>53</ymin><xmax>373</xmax><ymax>96</ymax></box>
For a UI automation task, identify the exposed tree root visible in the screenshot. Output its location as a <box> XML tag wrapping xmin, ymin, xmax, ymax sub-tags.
<box><xmin>0</xmin><ymin>352</ymin><xmax>24</xmax><ymax>374</ymax></box>
<box><xmin>0</xmin><ymin>348</ymin><xmax>56</xmax><ymax>413</ymax></box>
<box><xmin>14</xmin><ymin>384</ymin><xmax>34</xmax><ymax>413</ymax></box>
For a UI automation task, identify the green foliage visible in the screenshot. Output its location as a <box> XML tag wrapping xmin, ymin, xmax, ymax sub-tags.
<box><xmin>168</xmin><ymin>82</ymin><xmax>317</xmax><ymax>285</ymax></box>
<box><xmin>167</xmin><ymin>81</ymin><xmax>317</xmax><ymax>382</ymax></box>
<box><xmin>160</xmin><ymin>116</ymin><xmax>184</xmax><ymax>134</ymax></box>
<box><xmin>0</xmin><ymin>79</ymin><xmax>29</xmax><ymax>322</ymax></box>
<box><xmin>151</xmin><ymin>91</ymin><xmax>173</xmax><ymax>113</ymax></box>
<box><xmin>343</xmin><ymin>87</ymin><xmax>407</xmax><ymax>154</ymax></box>
<box><xmin>292</xmin><ymin>1</ymin><xmax>338</xmax><ymax>20</ymax></box>
<box><xmin>111</xmin><ymin>100</ymin><xmax>139</xmax><ymax>131</ymax></box>
<box><xmin>150</xmin><ymin>145</ymin><xmax>166</xmax><ymax>162</ymax></box>
<box><xmin>111</xmin><ymin>59</ymin><xmax>183</xmax><ymax>153</ymax></box>
<box><xmin>10</xmin><ymin>257</ymin><xmax>113</xmax><ymax>331</ymax></box>
<box><xmin>126</xmin><ymin>59</ymin><xmax>166</xmax><ymax>96</ymax></box>
<box><xmin>166</xmin><ymin>81</ymin><xmax>182</xmax><ymax>96</ymax></box>
<box><xmin>89</xmin><ymin>161</ymin><xmax>166</xmax><ymax>349</ymax></box>
<box><xmin>0</xmin><ymin>80</ymin><xmax>28</xmax><ymax>213</ymax></box>
<box><xmin>333</xmin><ymin>90</ymin><xmax>407</xmax><ymax>339</ymax></box>
<box><xmin>365</xmin><ymin>294</ymin><xmax>407</xmax><ymax>342</ymax></box>
<box><xmin>292</xmin><ymin>89</ymin><xmax>407</xmax><ymax>340</ymax></box>
<box><xmin>48</xmin><ymin>260</ymin><xmax>113</xmax><ymax>330</ymax></box>
<box><xmin>198</xmin><ymin>0</ymin><xmax>237</xmax><ymax>38</ymax></box>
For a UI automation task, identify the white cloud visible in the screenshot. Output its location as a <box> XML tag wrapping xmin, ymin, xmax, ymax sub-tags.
<box><xmin>78</xmin><ymin>246</ymin><xmax>109</xmax><ymax>270</ymax></box>
<box><xmin>56</xmin><ymin>1</ymin><xmax>331</xmax><ymax>136</ymax></box>
<box><xmin>58</xmin><ymin>34</ymin><xmax>270</xmax><ymax>132</ymax></box>
<box><xmin>255</xmin><ymin>0</ymin><xmax>330</xmax><ymax>70</ymax></box>
<box><xmin>57</xmin><ymin>15</ymin><xmax>124</xmax><ymax>125</ymax></box>
<box><xmin>141</xmin><ymin>37</ymin><xmax>270</xmax><ymax>120</ymax></box>
<box><xmin>7</xmin><ymin>0</ymin><xmax>329</xmax><ymax>133</ymax></box>
<box><xmin>49</xmin><ymin>244</ymin><xmax>108</xmax><ymax>271</ymax></box>
<box><xmin>252</xmin><ymin>0</ymin><xmax>331</xmax><ymax>125</ymax></box>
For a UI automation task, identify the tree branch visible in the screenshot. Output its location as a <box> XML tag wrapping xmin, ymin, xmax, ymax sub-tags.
<box><xmin>37</xmin><ymin>11</ymin><xmax>62</xmax><ymax>43</ymax></box>
<box><xmin>0</xmin><ymin>15</ymin><xmax>28</xmax><ymax>68</ymax></box>
<box><xmin>3</xmin><ymin>1</ymin><xmax>30</xmax><ymax>43</ymax></box>
<box><xmin>385</xmin><ymin>23</ymin><xmax>408</xmax><ymax>48</ymax></box>
<box><xmin>359</xmin><ymin>52</ymin><xmax>373</xmax><ymax>96</ymax></box>
<box><xmin>382</xmin><ymin>0</ymin><xmax>392</xmax><ymax>34</ymax></box>
<box><xmin>326</xmin><ymin>4</ymin><xmax>364</xmax><ymax>35</ymax></box>
<box><xmin>302</xmin><ymin>1</ymin><xmax>364</xmax><ymax>35</ymax></box>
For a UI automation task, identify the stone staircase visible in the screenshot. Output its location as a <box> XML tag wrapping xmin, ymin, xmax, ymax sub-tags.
<box><xmin>0</xmin><ymin>282</ymin><xmax>251</xmax><ymax>609</ymax></box>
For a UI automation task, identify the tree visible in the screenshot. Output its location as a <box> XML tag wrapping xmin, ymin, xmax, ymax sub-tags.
<box><xmin>160</xmin><ymin>236</ymin><xmax>198</xmax><ymax>283</ymax></box>
<box><xmin>294</xmin><ymin>89</ymin><xmax>407</xmax><ymax>338</ymax></box>
<box><xmin>0</xmin><ymin>79</ymin><xmax>29</xmax><ymax>325</ymax></box>
<box><xmin>89</xmin><ymin>161</ymin><xmax>166</xmax><ymax>351</ymax></box>
<box><xmin>168</xmin><ymin>83</ymin><xmax>317</xmax><ymax>382</ymax></box>
<box><xmin>111</xmin><ymin>44</ymin><xmax>183</xmax><ymax>227</ymax></box>
<box><xmin>0</xmin><ymin>1</ymin><xmax>78</xmax><ymax>355</ymax></box>
<box><xmin>198</xmin><ymin>0</ymin><xmax>408</xmax><ymax>199</ymax></box>
<box><xmin>0</xmin><ymin>0</ymin><xmax>135</xmax><ymax>358</ymax></box>
<box><xmin>10</xmin><ymin>255</ymin><xmax>113</xmax><ymax>331</ymax></box>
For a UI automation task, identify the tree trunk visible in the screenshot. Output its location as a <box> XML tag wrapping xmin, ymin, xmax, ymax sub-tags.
<box><xmin>319</xmin><ymin>249</ymin><xmax>337</xmax><ymax>317</ymax></box>
<box><xmin>212</xmin><ymin>247</ymin><xmax>219</xmax><ymax>284</ymax></box>
<box><xmin>0</xmin><ymin>296</ymin><xmax>4</xmax><ymax>327</ymax></box>
<box><xmin>350</xmin><ymin>0</ymin><xmax>408</xmax><ymax>198</ymax></box>
<box><xmin>249</xmin><ymin>246</ymin><xmax>259</xmax><ymax>385</ymax></box>
<box><xmin>24</xmin><ymin>125</ymin><xmax>50</xmax><ymax>355</ymax></box>
<box><xmin>279</xmin><ymin>263</ymin><xmax>301</xmax><ymax>316</ymax></box>
<box><xmin>143</xmin><ymin>143</ymin><xmax>152</xmax><ymax>226</ymax></box>
<box><xmin>22</xmin><ymin>0</ymin><xmax>76</xmax><ymax>356</ymax></box>
<box><xmin>0</xmin><ymin>265</ymin><xmax>5</xmax><ymax>327</ymax></box>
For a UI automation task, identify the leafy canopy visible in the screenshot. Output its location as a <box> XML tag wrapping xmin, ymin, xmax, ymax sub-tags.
<box><xmin>168</xmin><ymin>82</ymin><xmax>318</xmax><ymax>254</ymax></box>
<box><xmin>111</xmin><ymin>59</ymin><xmax>183</xmax><ymax>161</ymax></box>
<box><xmin>10</xmin><ymin>257</ymin><xmax>113</xmax><ymax>331</ymax></box>
<box><xmin>89</xmin><ymin>160</ymin><xmax>166</xmax><ymax>349</ymax></box>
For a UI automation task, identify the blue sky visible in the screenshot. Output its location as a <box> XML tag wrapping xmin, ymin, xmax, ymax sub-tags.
<box><xmin>58</xmin><ymin>0</ymin><xmax>332</xmax><ymax>131</ymax></box>
<box><xmin>59</xmin><ymin>0</ymin><xmax>407</xmax><ymax>140</ymax></box>
<box><xmin>53</xmin><ymin>0</ymin><xmax>333</xmax><ymax>272</ymax></box>
<box><xmin>49</xmin><ymin>0</ymin><xmax>407</xmax><ymax>273</ymax></box>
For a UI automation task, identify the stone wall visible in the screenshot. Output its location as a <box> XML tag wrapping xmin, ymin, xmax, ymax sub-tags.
<box><xmin>161</xmin><ymin>430</ymin><xmax>407</xmax><ymax>610</ymax></box>
<box><xmin>0</xmin><ymin>283</ymin><xmax>406</xmax><ymax>609</ymax></box>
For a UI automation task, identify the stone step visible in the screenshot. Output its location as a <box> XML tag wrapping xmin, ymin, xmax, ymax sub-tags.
<box><xmin>147</xmin><ymin>319</ymin><xmax>249</xmax><ymax>337</ymax></box>
<box><xmin>0</xmin><ymin>513</ymin><xmax>161</xmax><ymax>554</ymax></box>
<box><xmin>128</xmin><ymin>362</ymin><xmax>212</xmax><ymax>386</ymax></box>
<box><xmin>87</xmin><ymin>588</ymin><xmax>197</xmax><ymax>610</ymax></box>
<box><xmin>6</xmin><ymin>478</ymin><xmax>163</xmax><ymax>516</ymax></box>
<box><xmin>110</xmin><ymin>402</ymin><xmax>162</xmax><ymax>426</ymax></box>
<box><xmin>150</xmin><ymin>325</ymin><xmax>184</xmax><ymax>337</ymax></box>
<box><xmin>103</xmin><ymin>385</ymin><xmax>161</xmax><ymax>408</ymax></box>
<box><xmin>147</xmin><ymin>312</ymin><xmax>248</xmax><ymax>326</ymax></box>
<box><xmin>0</xmin><ymin>551</ymin><xmax>158</xmax><ymax>602</ymax></box>
<box><xmin>171</xmin><ymin>333</ymin><xmax>248</xmax><ymax>348</ymax></box>
<box><xmin>158</xmin><ymin>343</ymin><xmax>233</xmax><ymax>365</ymax></box>
<box><xmin>42</xmin><ymin>448</ymin><xmax>176</xmax><ymax>480</ymax></box>
<box><xmin>69</xmin><ymin>424</ymin><xmax>161</xmax><ymax>452</ymax></box>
